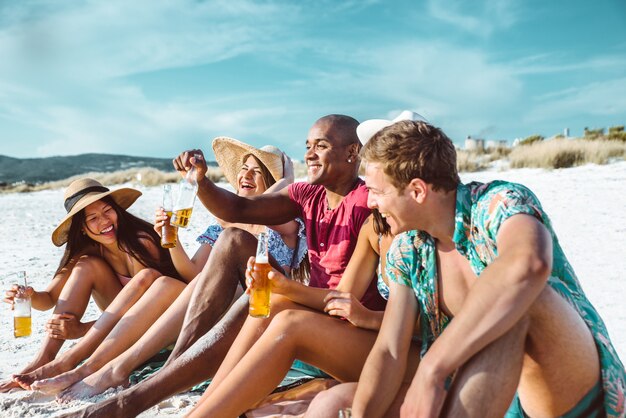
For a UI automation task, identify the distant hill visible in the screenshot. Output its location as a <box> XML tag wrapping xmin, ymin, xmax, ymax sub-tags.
<box><xmin>0</xmin><ymin>153</ymin><xmax>217</xmax><ymax>185</ymax></box>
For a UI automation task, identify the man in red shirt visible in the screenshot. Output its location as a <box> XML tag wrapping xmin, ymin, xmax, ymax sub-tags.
<box><xmin>68</xmin><ymin>114</ymin><xmax>383</xmax><ymax>417</ymax></box>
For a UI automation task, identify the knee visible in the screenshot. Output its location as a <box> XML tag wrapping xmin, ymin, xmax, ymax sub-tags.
<box><xmin>216</xmin><ymin>227</ymin><xmax>256</xmax><ymax>249</ymax></box>
<box><xmin>128</xmin><ymin>268</ymin><xmax>161</xmax><ymax>291</ymax></box>
<box><xmin>73</xmin><ymin>255</ymin><xmax>114</xmax><ymax>277</ymax></box>
<box><xmin>269</xmin><ymin>309</ymin><xmax>310</xmax><ymax>335</ymax></box>
<box><xmin>152</xmin><ymin>275</ymin><xmax>185</xmax><ymax>290</ymax></box>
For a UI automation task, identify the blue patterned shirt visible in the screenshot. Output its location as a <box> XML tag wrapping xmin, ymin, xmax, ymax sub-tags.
<box><xmin>386</xmin><ymin>181</ymin><xmax>625</xmax><ymax>417</ymax></box>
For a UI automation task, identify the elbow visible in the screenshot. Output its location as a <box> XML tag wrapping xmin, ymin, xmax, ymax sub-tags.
<box><xmin>512</xmin><ymin>250</ymin><xmax>552</xmax><ymax>286</ymax></box>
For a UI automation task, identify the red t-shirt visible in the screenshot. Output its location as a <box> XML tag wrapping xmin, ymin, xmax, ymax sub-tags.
<box><xmin>288</xmin><ymin>179</ymin><xmax>386</xmax><ymax>311</ymax></box>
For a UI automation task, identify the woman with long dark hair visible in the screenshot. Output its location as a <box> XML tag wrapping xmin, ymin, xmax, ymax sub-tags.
<box><xmin>1</xmin><ymin>178</ymin><xmax>185</xmax><ymax>392</ymax></box>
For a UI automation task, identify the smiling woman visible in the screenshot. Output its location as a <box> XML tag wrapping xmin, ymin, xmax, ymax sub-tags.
<box><xmin>0</xmin><ymin>178</ymin><xmax>182</xmax><ymax>393</ymax></box>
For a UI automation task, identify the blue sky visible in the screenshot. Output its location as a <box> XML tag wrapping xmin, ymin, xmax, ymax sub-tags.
<box><xmin>1</xmin><ymin>0</ymin><xmax>625</xmax><ymax>161</ymax></box>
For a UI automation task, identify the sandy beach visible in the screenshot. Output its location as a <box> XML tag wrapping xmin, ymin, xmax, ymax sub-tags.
<box><xmin>0</xmin><ymin>162</ymin><xmax>625</xmax><ymax>417</ymax></box>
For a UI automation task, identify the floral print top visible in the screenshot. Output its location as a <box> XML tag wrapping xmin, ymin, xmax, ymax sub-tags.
<box><xmin>197</xmin><ymin>218</ymin><xmax>308</xmax><ymax>272</ymax></box>
<box><xmin>386</xmin><ymin>181</ymin><xmax>625</xmax><ymax>417</ymax></box>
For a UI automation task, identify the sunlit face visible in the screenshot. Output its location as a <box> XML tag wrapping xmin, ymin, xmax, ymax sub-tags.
<box><xmin>236</xmin><ymin>155</ymin><xmax>268</xmax><ymax>197</ymax></box>
<box><xmin>83</xmin><ymin>199</ymin><xmax>118</xmax><ymax>245</ymax></box>
<box><xmin>304</xmin><ymin>121</ymin><xmax>351</xmax><ymax>186</ymax></box>
<box><xmin>365</xmin><ymin>162</ymin><xmax>416</xmax><ymax>235</ymax></box>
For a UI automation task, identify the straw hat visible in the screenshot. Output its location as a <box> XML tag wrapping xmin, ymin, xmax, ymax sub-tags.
<box><xmin>212</xmin><ymin>136</ymin><xmax>284</xmax><ymax>189</ymax></box>
<box><xmin>51</xmin><ymin>178</ymin><xmax>142</xmax><ymax>247</ymax></box>
<box><xmin>357</xmin><ymin>110</ymin><xmax>429</xmax><ymax>144</ymax></box>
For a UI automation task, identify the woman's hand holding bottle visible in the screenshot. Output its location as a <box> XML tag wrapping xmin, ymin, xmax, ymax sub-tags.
<box><xmin>3</xmin><ymin>284</ymin><xmax>34</xmax><ymax>309</ymax></box>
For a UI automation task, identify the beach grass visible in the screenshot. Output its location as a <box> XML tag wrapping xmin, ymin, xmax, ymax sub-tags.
<box><xmin>509</xmin><ymin>138</ymin><xmax>626</xmax><ymax>169</ymax></box>
<box><xmin>2</xmin><ymin>166</ymin><xmax>224</xmax><ymax>193</ymax></box>
<box><xmin>3</xmin><ymin>139</ymin><xmax>625</xmax><ymax>193</ymax></box>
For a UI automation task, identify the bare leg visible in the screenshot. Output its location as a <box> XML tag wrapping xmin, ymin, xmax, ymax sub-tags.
<box><xmin>34</xmin><ymin>275</ymin><xmax>185</xmax><ymax>395</ymax></box>
<box><xmin>57</xmin><ymin>295</ymin><xmax>249</xmax><ymax>418</ymax></box>
<box><xmin>199</xmin><ymin>292</ymin><xmax>303</xmax><ymax>401</ymax></box>
<box><xmin>6</xmin><ymin>256</ymin><xmax>122</xmax><ymax>392</ymax></box>
<box><xmin>56</xmin><ymin>227</ymin><xmax>262</xmax><ymax>418</ymax></box>
<box><xmin>442</xmin><ymin>286</ymin><xmax>600</xmax><ymax>417</ymax></box>
<box><xmin>56</xmin><ymin>279</ymin><xmax>198</xmax><ymax>399</ymax></box>
<box><xmin>164</xmin><ymin>228</ymin><xmax>258</xmax><ymax>363</ymax></box>
<box><xmin>441</xmin><ymin>316</ymin><xmax>529</xmax><ymax>418</ymax></box>
<box><xmin>188</xmin><ymin>308</ymin><xmax>421</xmax><ymax>418</ymax></box>
<box><xmin>16</xmin><ymin>268</ymin><xmax>160</xmax><ymax>390</ymax></box>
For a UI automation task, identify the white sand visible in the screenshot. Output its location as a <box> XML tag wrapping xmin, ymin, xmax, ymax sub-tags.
<box><xmin>0</xmin><ymin>163</ymin><xmax>625</xmax><ymax>417</ymax></box>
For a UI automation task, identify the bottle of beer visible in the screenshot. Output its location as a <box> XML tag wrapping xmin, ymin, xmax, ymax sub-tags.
<box><xmin>171</xmin><ymin>154</ymin><xmax>200</xmax><ymax>228</ymax></box>
<box><xmin>13</xmin><ymin>271</ymin><xmax>31</xmax><ymax>338</ymax></box>
<box><xmin>249</xmin><ymin>232</ymin><xmax>272</xmax><ymax>318</ymax></box>
<box><xmin>161</xmin><ymin>184</ymin><xmax>177</xmax><ymax>248</ymax></box>
<box><xmin>337</xmin><ymin>408</ymin><xmax>352</xmax><ymax>418</ymax></box>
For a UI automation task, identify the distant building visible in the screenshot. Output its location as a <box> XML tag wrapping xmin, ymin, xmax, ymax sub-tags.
<box><xmin>464</xmin><ymin>135</ymin><xmax>485</xmax><ymax>151</ymax></box>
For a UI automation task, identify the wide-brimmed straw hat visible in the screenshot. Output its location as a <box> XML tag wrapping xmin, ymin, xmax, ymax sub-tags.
<box><xmin>51</xmin><ymin>178</ymin><xmax>142</xmax><ymax>247</ymax></box>
<box><xmin>357</xmin><ymin>110</ymin><xmax>429</xmax><ymax>144</ymax></box>
<box><xmin>212</xmin><ymin>136</ymin><xmax>284</xmax><ymax>189</ymax></box>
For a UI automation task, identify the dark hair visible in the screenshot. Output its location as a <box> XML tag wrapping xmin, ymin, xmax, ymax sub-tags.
<box><xmin>372</xmin><ymin>209</ymin><xmax>391</xmax><ymax>236</ymax></box>
<box><xmin>57</xmin><ymin>197</ymin><xmax>180</xmax><ymax>280</ymax></box>
<box><xmin>362</xmin><ymin>120</ymin><xmax>460</xmax><ymax>192</ymax></box>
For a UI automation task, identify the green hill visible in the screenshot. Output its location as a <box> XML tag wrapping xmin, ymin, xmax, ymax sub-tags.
<box><xmin>0</xmin><ymin>153</ymin><xmax>217</xmax><ymax>185</ymax></box>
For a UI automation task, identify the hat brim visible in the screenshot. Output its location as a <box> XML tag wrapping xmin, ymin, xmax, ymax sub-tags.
<box><xmin>357</xmin><ymin>119</ymin><xmax>394</xmax><ymax>144</ymax></box>
<box><xmin>51</xmin><ymin>188</ymin><xmax>142</xmax><ymax>247</ymax></box>
<box><xmin>212</xmin><ymin>137</ymin><xmax>283</xmax><ymax>191</ymax></box>
<box><xmin>357</xmin><ymin>111</ymin><xmax>429</xmax><ymax>144</ymax></box>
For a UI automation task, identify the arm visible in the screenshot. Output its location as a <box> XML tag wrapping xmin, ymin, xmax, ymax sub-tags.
<box><xmin>174</xmin><ymin>150</ymin><xmax>300</xmax><ymax>225</ymax></box>
<box><xmin>323</xmin><ymin>217</ymin><xmax>386</xmax><ymax>329</ymax></box>
<box><xmin>35</xmin><ymin>252</ymin><xmax>95</xmax><ymax>310</ymax></box>
<box><xmin>404</xmin><ymin>214</ymin><xmax>552</xmax><ymax>417</ymax></box>
<box><xmin>154</xmin><ymin>207</ymin><xmax>212</xmax><ymax>281</ymax></box>
<box><xmin>352</xmin><ymin>281</ymin><xmax>418</xmax><ymax>418</ymax></box>
<box><xmin>4</xmin><ymin>250</ymin><xmax>92</xmax><ymax>310</ymax></box>
<box><xmin>269</xmin><ymin>215</ymin><xmax>381</xmax><ymax>312</ymax></box>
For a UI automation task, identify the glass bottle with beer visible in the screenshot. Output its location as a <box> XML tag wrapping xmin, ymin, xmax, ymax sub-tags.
<box><xmin>249</xmin><ymin>232</ymin><xmax>272</xmax><ymax>318</ymax></box>
<box><xmin>170</xmin><ymin>153</ymin><xmax>200</xmax><ymax>228</ymax></box>
<box><xmin>161</xmin><ymin>184</ymin><xmax>177</xmax><ymax>248</ymax></box>
<box><xmin>13</xmin><ymin>271</ymin><xmax>32</xmax><ymax>338</ymax></box>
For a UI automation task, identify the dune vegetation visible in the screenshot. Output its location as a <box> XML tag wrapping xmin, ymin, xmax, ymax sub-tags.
<box><xmin>2</xmin><ymin>125</ymin><xmax>625</xmax><ymax>192</ymax></box>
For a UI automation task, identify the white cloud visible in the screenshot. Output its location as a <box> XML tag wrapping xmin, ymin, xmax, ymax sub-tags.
<box><xmin>296</xmin><ymin>38</ymin><xmax>523</xmax><ymax>140</ymax></box>
<box><xmin>525</xmin><ymin>77</ymin><xmax>626</xmax><ymax>123</ymax></box>
<box><xmin>511</xmin><ymin>53</ymin><xmax>626</xmax><ymax>76</ymax></box>
<box><xmin>0</xmin><ymin>0</ymin><xmax>299</xmax><ymax>81</ymax></box>
<box><xmin>427</xmin><ymin>0</ymin><xmax>521</xmax><ymax>37</ymax></box>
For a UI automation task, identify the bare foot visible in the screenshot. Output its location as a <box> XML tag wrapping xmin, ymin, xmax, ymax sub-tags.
<box><xmin>59</xmin><ymin>364</ymin><xmax>130</xmax><ymax>402</ymax></box>
<box><xmin>31</xmin><ymin>368</ymin><xmax>83</xmax><ymax>395</ymax></box>
<box><xmin>56</xmin><ymin>388</ymin><xmax>138</xmax><ymax>418</ymax></box>
<box><xmin>0</xmin><ymin>379</ymin><xmax>22</xmax><ymax>393</ymax></box>
<box><xmin>13</xmin><ymin>358</ymin><xmax>70</xmax><ymax>390</ymax></box>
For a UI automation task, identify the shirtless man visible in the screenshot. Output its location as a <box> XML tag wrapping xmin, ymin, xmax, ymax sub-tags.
<box><xmin>348</xmin><ymin>119</ymin><xmax>625</xmax><ymax>417</ymax></box>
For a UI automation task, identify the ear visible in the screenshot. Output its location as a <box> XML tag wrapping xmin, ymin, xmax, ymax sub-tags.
<box><xmin>347</xmin><ymin>143</ymin><xmax>360</xmax><ymax>161</ymax></box>
<box><xmin>407</xmin><ymin>178</ymin><xmax>428</xmax><ymax>203</ymax></box>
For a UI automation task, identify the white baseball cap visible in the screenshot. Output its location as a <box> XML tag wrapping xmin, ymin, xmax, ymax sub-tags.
<box><xmin>357</xmin><ymin>110</ymin><xmax>428</xmax><ymax>144</ymax></box>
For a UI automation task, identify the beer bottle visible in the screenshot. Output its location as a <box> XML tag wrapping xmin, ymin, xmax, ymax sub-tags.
<box><xmin>13</xmin><ymin>271</ymin><xmax>32</xmax><ymax>338</ymax></box>
<box><xmin>161</xmin><ymin>184</ymin><xmax>177</xmax><ymax>248</ymax></box>
<box><xmin>249</xmin><ymin>232</ymin><xmax>272</xmax><ymax>318</ymax></box>
<box><xmin>171</xmin><ymin>154</ymin><xmax>200</xmax><ymax>228</ymax></box>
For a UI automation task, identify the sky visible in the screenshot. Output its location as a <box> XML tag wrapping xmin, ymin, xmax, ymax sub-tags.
<box><xmin>1</xmin><ymin>0</ymin><xmax>625</xmax><ymax>161</ymax></box>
